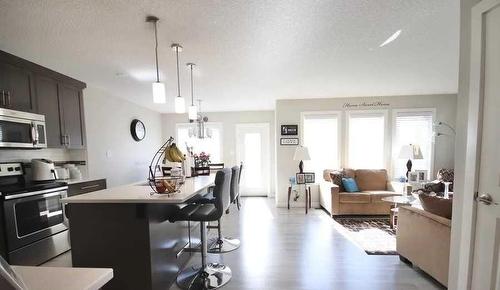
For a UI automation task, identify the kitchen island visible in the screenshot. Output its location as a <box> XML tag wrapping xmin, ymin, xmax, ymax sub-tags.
<box><xmin>62</xmin><ymin>175</ymin><xmax>215</xmax><ymax>290</ymax></box>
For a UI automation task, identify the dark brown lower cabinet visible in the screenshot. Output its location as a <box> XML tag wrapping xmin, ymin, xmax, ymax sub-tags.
<box><xmin>68</xmin><ymin>179</ymin><xmax>107</xmax><ymax>197</ymax></box>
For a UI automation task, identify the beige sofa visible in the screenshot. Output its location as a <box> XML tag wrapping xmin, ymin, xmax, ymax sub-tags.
<box><xmin>397</xmin><ymin>206</ymin><xmax>451</xmax><ymax>287</ymax></box>
<box><xmin>319</xmin><ymin>169</ymin><xmax>401</xmax><ymax>216</ymax></box>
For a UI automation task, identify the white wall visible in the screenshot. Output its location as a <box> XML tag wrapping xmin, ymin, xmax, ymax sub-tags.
<box><xmin>275</xmin><ymin>94</ymin><xmax>457</xmax><ymax>207</ymax></box>
<box><xmin>162</xmin><ymin>111</ymin><xmax>276</xmax><ymax>196</ymax></box>
<box><xmin>84</xmin><ymin>86</ymin><xmax>162</xmax><ymax>187</ymax></box>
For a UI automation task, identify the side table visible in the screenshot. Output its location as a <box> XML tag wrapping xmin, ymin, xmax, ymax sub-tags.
<box><xmin>287</xmin><ymin>186</ymin><xmax>312</xmax><ymax>214</ymax></box>
<box><xmin>382</xmin><ymin>195</ymin><xmax>417</xmax><ymax>229</ymax></box>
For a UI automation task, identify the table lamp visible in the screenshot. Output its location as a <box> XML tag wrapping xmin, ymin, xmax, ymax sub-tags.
<box><xmin>293</xmin><ymin>145</ymin><xmax>310</xmax><ymax>173</ymax></box>
<box><xmin>398</xmin><ymin>144</ymin><xmax>423</xmax><ymax>181</ymax></box>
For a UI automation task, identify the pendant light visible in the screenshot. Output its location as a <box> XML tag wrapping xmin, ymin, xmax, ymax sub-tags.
<box><xmin>146</xmin><ymin>16</ymin><xmax>166</xmax><ymax>104</ymax></box>
<box><xmin>172</xmin><ymin>43</ymin><xmax>185</xmax><ymax>113</ymax></box>
<box><xmin>188</xmin><ymin>99</ymin><xmax>211</xmax><ymax>139</ymax></box>
<box><xmin>186</xmin><ymin>63</ymin><xmax>198</xmax><ymax>120</ymax></box>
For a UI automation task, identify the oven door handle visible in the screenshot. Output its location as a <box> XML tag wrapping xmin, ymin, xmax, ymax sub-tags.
<box><xmin>42</xmin><ymin>191</ymin><xmax>64</xmax><ymax>199</ymax></box>
<box><xmin>39</xmin><ymin>209</ymin><xmax>63</xmax><ymax>218</ymax></box>
<box><xmin>5</xmin><ymin>187</ymin><xmax>68</xmax><ymax>200</ymax></box>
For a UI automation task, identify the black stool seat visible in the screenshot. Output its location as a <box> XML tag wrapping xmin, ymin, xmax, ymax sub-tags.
<box><xmin>190</xmin><ymin>204</ymin><xmax>217</xmax><ymax>221</ymax></box>
<box><xmin>176</xmin><ymin>169</ymin><xmax>233</xmax><ymax>290</ymax></box>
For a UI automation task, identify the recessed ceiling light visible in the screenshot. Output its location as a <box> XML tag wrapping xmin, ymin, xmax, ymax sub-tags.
<box><xmin>379</xmin><ymin>29</ymin><xmax>402</xmax><ymax>47</ymax></box>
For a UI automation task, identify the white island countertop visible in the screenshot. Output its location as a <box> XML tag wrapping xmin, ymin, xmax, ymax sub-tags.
<box><xmin>12</xmin><ymin>266</ymin><xmax>113</xmax><ymax>290</ymax></box>
<box><xmin>62</xmin><ymin>175</ymin><xmax>215</xmax><ymax>204</ymax></box>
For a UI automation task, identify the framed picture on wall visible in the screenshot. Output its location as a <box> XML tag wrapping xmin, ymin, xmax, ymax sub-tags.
<box><xmin>281</xmin><ymin>125</ymin><xmax>298</xmax><ymax>136</ymax></box>
<box><xmin>408</xmin><ymin>172</ymin><xmax>419</xmax><ymax>182</ymax></box>
<box><xmin>304</xmin><ymin>172</ymin><xmax>315</xmax><ymax>184</ymax></box>
<box><xmin>280</xmin><ymin>138</ymin><xmax>299</xmax><ymax>146</ymax></box>
<box><xmin>296</xmin><ymin>173</ymin><xmax>305</xmax><ymax>184</ymax></box>
<box><xmin>415</xmin><ymin>170</ymin><xmax>428</xmax><ymax>182</ymax></box>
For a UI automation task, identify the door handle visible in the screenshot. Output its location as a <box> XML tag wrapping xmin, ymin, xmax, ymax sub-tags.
<box><xmin>61</xmin><ymin>134</ymin><xmax>68</xmax><ymax>146</ymax></box>
<box><xmin>81</xmin><ymin>184</ymin><xmax>100</xmax><ymax>190</ymax></box>
<box><xmin>476</xmin><ymin>193</ymin><xmax>498</xmax><ymax>205</ymax></box>
<box><xmin>31</xmin><ymin>123</ymin><xmax>38</xmax><ymax>145</ymax></box>
<box><xmin>5</xmin><ymin>91</ymin><xmax>11</xmax><ymax>107</ymax></box>
<box><xmin>39</xmin><ymin>210</ymin><xmax>63</xmax><ymax>218</ymax></box>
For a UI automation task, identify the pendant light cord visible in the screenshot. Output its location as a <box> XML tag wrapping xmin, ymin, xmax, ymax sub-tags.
<box><xmin>190</xmin><ymin>64</ymin><xmax>194</xmax><ymax>105</ymax></box>
<box><xmin>176</xmin><ymin>47</ymin><xmax>181</xmax><ymax>97</ymax></box>
<box><xmin>153</xmin><ymin>21</ymin><xmax>159</xmax><ymax>83</ymax></box>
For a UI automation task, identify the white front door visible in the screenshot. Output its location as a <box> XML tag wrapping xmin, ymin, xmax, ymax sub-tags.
<box><xmin>470</xmin><ymin>1</ymin><xmax>500</xmax><ymax>289</ymax></box>
<box><xmin>235</xmin><ymin>123</ymin><xmax>270</xmax><ymax>196</ymax></box>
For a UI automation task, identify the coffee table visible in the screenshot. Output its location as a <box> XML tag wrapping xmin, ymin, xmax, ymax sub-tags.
<box><xmin>382</xmin><ymin>195</ymin><xmax>418</xmax><ymax>229</ymax></box>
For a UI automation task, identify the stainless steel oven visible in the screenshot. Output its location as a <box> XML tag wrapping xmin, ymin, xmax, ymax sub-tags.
<box><xmin>3</xmin><ymin>186</ymin><xmax>68</xmax><ymax>252</ymax></box>
<box><xmin>0</xmin><ymin>108</ymin><xmax>47</xmax><ymax>148</ymax></box>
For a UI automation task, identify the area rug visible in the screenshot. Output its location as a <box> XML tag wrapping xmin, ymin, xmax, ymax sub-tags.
<box><xmin>332</xmin><ymin>216</ymin><xmax>397</xmax><ymax>255</ymax></box>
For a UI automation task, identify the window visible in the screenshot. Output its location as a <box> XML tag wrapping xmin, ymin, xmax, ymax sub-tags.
<box><xmin>302</xmin><ymin>112</ymin><xmax>340</xmax><ymax>178</ymax></box>
<box><xmin>347</xmin><ymin>111</ymin><xmax>386</xmax><ymax>169</ymax></box>
<box><xmin>392</xmin><ymin>110</ymin><xmax>434</xmax><ymax>179</ymax></box>
<box><xmin>176</xmin><ymin>123</ymin><xmax>223</xmax><ymax>163</ymax></box>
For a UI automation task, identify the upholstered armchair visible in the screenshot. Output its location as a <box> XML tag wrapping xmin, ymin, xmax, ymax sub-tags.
<box><xmin>420</xmin><ymin>168</ymin><xmax>454</xmax><ymax>193</ymax></box>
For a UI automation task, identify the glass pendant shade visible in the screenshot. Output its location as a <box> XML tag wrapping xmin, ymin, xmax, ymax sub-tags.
<box><xmin>175</xmin><ymin>96</ymin><xmax>185</xmax><ymax>113</ymax></box>
<box><xmin>152</xmin><ymin>82</ymin><xmax>166</xmax><ymax>103</ymax></box>
<box><xmin>188</xmin><ymin>105</ymin><xmax>198</xmax><ymax>120</ymax></box>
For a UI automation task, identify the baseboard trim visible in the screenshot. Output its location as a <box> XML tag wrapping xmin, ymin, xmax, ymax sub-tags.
<box><xmin>276</xmin><ymin>202</ymin><xmax>320</xmax><ymax>208</ymax></box>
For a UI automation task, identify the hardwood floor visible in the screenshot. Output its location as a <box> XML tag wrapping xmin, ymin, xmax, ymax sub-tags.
<box><xmin>44</xmin><ymin>197</ymin><xmax>445</xmax><ymax>289</ymax></box>
<box><xmin>172</xmin><ymin>197</ymin><xmax>445</xmax><ymax>290</ymax></box>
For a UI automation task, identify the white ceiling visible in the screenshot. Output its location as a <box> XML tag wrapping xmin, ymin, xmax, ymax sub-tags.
<box><xmin>0</xmin><ymin>0</ymin><xmax>459</xmax><ymax>113</ymax></box>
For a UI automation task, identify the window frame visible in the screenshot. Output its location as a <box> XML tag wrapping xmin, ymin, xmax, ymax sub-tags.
<box><xmin>345</xmin><ymin>110</ymin><xmax>389</xmax><ymax>170</ymax></box>
<box><xmin>175</xmin><ymin>122</ymin><xmax>224</xmax><ymax>163</ymax></box>
<box><xmin>391</xmin><ymin>108</ymin><xmax>436</xmax><ymax>179</ymax></box>
<box><xmin>300</xmin><ymin>110</ymin><xmax>342</xmax><ymax>172</ymax></box>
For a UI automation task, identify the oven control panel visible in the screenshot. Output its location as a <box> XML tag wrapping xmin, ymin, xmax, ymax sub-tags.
<box><xmin>0</xmin><ymin>163</ymin><xmax>23</xmax><ymax>177</ymax></box>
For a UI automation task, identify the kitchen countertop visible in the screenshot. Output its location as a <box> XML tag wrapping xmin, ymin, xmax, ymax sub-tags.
<box><xmin>62</xmin><ymin>175</ymin><xmax>215</xmax><ymax>204</ymax></box>
<box><xmin>11</xmin><ymin>266</ymin><xmax>113</xmax><ymax>290</ymax></box>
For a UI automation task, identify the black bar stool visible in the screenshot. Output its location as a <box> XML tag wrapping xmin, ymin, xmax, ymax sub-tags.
<box><xmin>234</xmin><ymin>162</ymin><xmax>243</xmax><ymax>210</ymax></box>
<box><xmin>175</xmin><ymin>168</ymin><xmax>232</xmax><ymax>290</ymax></box>
<box><xmin>207</xmin><ymin>165</ymin><xmax>241</xmax><ymax>253</ymax></box>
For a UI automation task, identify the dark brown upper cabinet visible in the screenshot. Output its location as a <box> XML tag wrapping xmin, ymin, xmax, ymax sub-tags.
<box><xmin>35</xmin><ymin>76</ymin><xmax>86</xmax><ymax>149</ymax></box>
<box><xmin>0</xmin><ymin>62</ymin><xmax>36</xmax><ymax>112</ymax></box>
<box><xmin>1</xmin><ymin>50</ymin><xmax>87</xmax><ymax>149</ymax></box>
<box><xmin>59</xmin><ymin>84</ymin><xmax>85</xmax><ymax>149</ymax></box>
<box><xmin>35</xmin><ymin>76</ymin><xmax>63</xmax><ymax>147</ymax></box>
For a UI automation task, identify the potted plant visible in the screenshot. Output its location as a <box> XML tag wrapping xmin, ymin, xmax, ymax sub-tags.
<box><xmin>194</xmin><ymin>152</ymin><xmax>211</xmax><ymax>167</ymax></box>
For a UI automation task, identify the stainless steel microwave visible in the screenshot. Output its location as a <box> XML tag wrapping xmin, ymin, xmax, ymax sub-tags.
<box><xmin>0</xmin><ymin>108</ymin><xmax>47</xmax><ymax>148</ymax></box>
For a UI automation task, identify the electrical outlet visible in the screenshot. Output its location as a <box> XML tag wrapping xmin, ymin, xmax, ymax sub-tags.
<box><xmin>106</xmin><ymin>150</ymin><xmax>112</xmax><ymax>158</ymax></box>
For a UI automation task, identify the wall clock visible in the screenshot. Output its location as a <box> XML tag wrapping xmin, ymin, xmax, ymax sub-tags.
<box><xmin>130</xmin><ymin>119</ymin><xmax>146</xmax><ymax>141</ymax></box>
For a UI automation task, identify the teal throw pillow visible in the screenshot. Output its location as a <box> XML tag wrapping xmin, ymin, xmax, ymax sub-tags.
<box><xmin>342</xmin><ymin>177</ymin><xmax>359</xmax><ymax>192</ymax></box>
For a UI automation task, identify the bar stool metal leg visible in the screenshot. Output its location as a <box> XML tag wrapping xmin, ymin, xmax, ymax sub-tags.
<box><xmin>207</xmin><ymin>219</ymin><xmax>240</xmax><ymax>254</ymax></box>
<box><xmin>177</xmin><ymin>221</ymin><xmax>232</xmax><ymax>289</ymax></box>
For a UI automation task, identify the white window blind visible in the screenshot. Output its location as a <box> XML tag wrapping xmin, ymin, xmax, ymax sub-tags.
<box><xmin>176</xmin><ymin>123</ymin><xmax>223</xmax><ymax>163</ymax></box>
<box><xmin>303</xmin><ymin>113</ymin><xmax>340</xmax><ymax>179</ymax></box>
<box><xmin>393</xmin><ymin>111</ymin><xmax>434</xmax><ymax>179</ymax></box>
<box><xmin>347</xmin><ymin>112</ymin><xmax>386</xmax><ymax>169</ymax></box>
